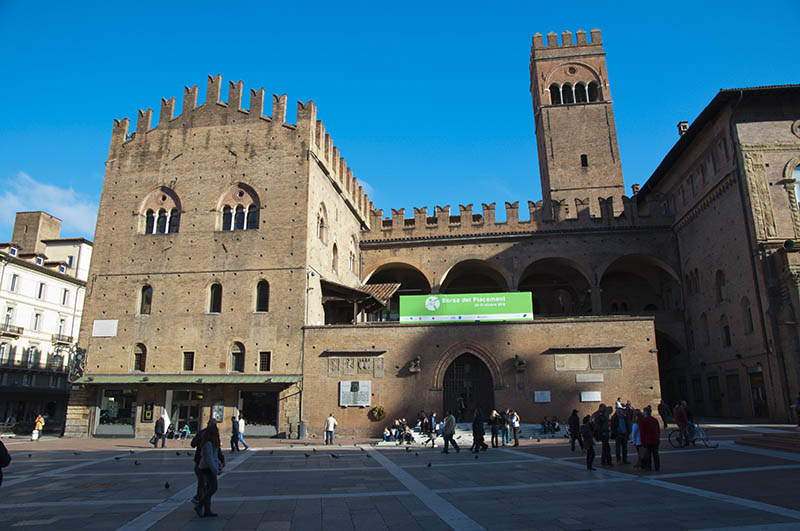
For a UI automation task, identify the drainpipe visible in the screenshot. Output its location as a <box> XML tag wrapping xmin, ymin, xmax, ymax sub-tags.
<box><xmin>730</xmin><ymin>91</ymin><xmax>792</xmax><ymax>421</ymax></box>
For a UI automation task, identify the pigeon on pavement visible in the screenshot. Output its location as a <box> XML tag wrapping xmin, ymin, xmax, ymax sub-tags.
<box><xmin>426</xmin><ymin>463</ymin><xmax>432</xmax><ymax>468</ymax></box>
<box><xmin>134</xmin><ymin>460</ymin><xmax>141</xmax><ymax>466</ymax></box>
<box><xmin>164</xmin><ymin>481</ymin><xmax>169</xmax><ymax>489</ymax></box>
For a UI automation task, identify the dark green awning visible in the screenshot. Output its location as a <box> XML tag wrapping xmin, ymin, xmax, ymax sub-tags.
<box><xmin>74</xmin><ymin>374</ymin><xmax>301</xmax><ymax>385</ymax></box>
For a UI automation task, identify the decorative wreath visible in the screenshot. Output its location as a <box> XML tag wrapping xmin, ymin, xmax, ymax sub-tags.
<box><xmin>371</xmin><ymin>405</ymin><xmax>386</xmax><ymax>422</ymax></box>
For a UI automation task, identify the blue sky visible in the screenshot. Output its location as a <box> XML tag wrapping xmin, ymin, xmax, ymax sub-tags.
<box><xmin>1</xmin><ymin>1</ymin><xmax>797</xmax><ymax>240</ymax></box>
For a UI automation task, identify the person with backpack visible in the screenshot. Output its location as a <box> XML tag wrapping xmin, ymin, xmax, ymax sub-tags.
<box><xmin>195</xmin><ymin>420</ymin><xmax>223</xmax><ymax>517</ymax></box>
<box><xmin>0</xmin><ymin>439</ymin><xmax>10</xmax><ymax>487</ymax></box>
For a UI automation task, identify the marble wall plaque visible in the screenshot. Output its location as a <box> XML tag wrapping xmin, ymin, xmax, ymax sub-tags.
<box><xmin>373</xmin><ymin>358</ymin><xmax>384</xmax><ymax>378</ymax></box>
<box><xmin>580</xmin><ymin>391</ymin><xmax>602</xmax><ymax>402</ymax></box>
<box><xmin>342</xmin><ymin>357</ymin><xmax>355</xmax><ymax>375</ymax></box>
<box><xmin>339</xmin><ymin>380</ymin><xmax>371</xmax><ymax>407</ymax></box>
<box><xmin>576</xmin><ymin>373</ymin><xmax>604</xmax><ymax>383</ymax></box>
<box><xmin>534</xmin><ymin>391</ymin><xmax>551</xmax><ymax>403</ymax></box>
<box><xmin>327</xmin><ymin>358</ymin><xmax>340</xmax><ymax>377</ymax></box>
<box><xmin>554</xmin><ymin>354</ymin><xmax>589</xmax><ymax>371</ymax></box>
<box><xmin>590</xmin><ymin>353</ymin><xmax>622</xmax><ymax>370</ymax></box>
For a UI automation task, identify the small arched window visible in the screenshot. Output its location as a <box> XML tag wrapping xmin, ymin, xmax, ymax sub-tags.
<box><xmin>209</xmin><ymin>283</ymin><xmax>222</xmax><ymax>313</ymax></box>
<box><xmin>145</xmin><ymin>210</ymin><xmax>155</xmax><ymax>234</ymax></box>
<box><xmin>156</xmin><ymin>209</ymin><xmax>168</xmax><ymax>234</ymax></box>
<box><xmin>562</xmin><ymin>83</ymin><xmax>575</xmax><ymax>104</ymax></box>
<box><xmin>700</xmin><ymin>312</ymin><xmax>710</xmax><ymax>345</ymax></box>
<box><xmin>231</xmin><ymin>342</ymin><xmax>245</xmax><ymax>373</ymax></box>
<box><xmin>222</xmin><ymin>206</ymin><xmax>232</xmax><ymax>231</ymax></box>
<box><xmin>140</xmin><ymin>285</ymin><xmax>152</xmax><ymax>315</ymax></box>
<box><xmin>332</xmin><ymin>243</ymin><xmax>338</xmax><ymax>272</ymax></box>
<box><xmin>246</xmin><ymin>205</ymin><xmax>259</xmax><ymax>230</ymax></box>
<box><xmin>133</xmin><ymin>343</ymin><xmax>147</xmax><ymax>372</ymax></box>
<box><xmin>234</xmin><ymin>205</ymin><xmax>245</xmax><ymax>230</ymax></box>
<box><xmin>574</xmin><ymin>82</ymin><xmax>587</xmax><ymax>103</ymax></box>
<box><xmin>317</xmin><ymin>204</ymin><xmax>328</xmax><ymax>243</ymax></box>
<box><xmin>168</xmin><ymin>209</ymin><xmax>180</xmax><ymax>233</ymax></box>
<box><xmin>587</xmin><ymin>81</ymin><xmax>601</xmax><ymax>102</ymax></box>
<box><xmin>715</xmin><ymin>270</ymin><xmax>727</xmax><ymax>303</ymax></box>
<box><xmin>742</xmin><ymin>297</ymin><xmax>754</xmax><ymax>334</ymax></box>
<box><xmin>549</xmin><ymin>84</ymin><xmax>561</xmax><ymax>105</ymax></box>
<box><xmin>256</xmin><ymin>280</ymin><xmax>270</xmax><ymax>312</ymax></box>
<box><xmin>720</xmin><ymin>315</ymin><xmax>731</xmax><ymax>347</ymax></box>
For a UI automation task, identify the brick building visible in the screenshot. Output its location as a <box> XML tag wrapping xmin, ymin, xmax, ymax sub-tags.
<box><xmin>66</xmin><ymin>29</ymin><xmax>800</xmax><ymax>439</ymax></box>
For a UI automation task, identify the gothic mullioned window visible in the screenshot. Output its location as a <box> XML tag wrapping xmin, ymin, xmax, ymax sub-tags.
<box><xmin>140</xmin><ymin>187</ymin><xmax>181</xmax><ymax>234</ymax></box>
<box><xmin>547</xmin><ymin>81</ymin><xmax>602</xmax><ymax>106</ymax></box>
<box><xmin>549</xmin><ymin>84</ymin><xmax>561</xmax><ymax>105</ymax></box>
<box><xmin>218</xmin><ymin>183</ymin><xmax>260</xmax><ymax>231</ymax></box>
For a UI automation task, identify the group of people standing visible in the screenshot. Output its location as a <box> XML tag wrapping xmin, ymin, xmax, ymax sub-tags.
<box><xmin>569</xmin><ymin>400</ymin><xmax>662</xmax><ymax>472</ymax></box>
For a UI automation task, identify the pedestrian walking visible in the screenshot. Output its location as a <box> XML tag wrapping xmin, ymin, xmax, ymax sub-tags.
<box><xmin>153</xmin><ymin>411</ymin><xmax>168</xmax><ymax>448</ymax></box>
<box><xmin>324</xmin><ymin>413</ymin><xmax>338</xmax><ymax>445</ymax></box>
<box><xmin>0</xmin><ymin>438</ymin><xmax>10</xmax><ymax>488</ymax></box>
<box><xmin>470</xmin><ymin>409</ymin><xmax>488</xmax><ymax>452</ymax></box>
<box><xmin>611</xmin><ymin>407</ymin><xmax>629</xmax><ymax>464</ymax></box>
<box><xmin>568</xmin><ymin>409</ymin><xmax>583</xmax><ymax>452</ymax></box>
<box><xmin>441</xmin><ymin>410</ymin><xmax>460</xmax><ymax>453</ymax></box>
<box><xmin>502</xmin><ymin>409</ymin><xmax>511</xmax><ymax>446</ymax></box>
<box><xmin>639</xmin><ymin>406</ymin><xmax>661</xmax><ymax>471</ymax></box>
<box><xmin>230</xmin><ymin>416</ymin><xmax>240</xmax><ymax>452</ymax></box>
<box><xmin>32</xmin><ymin>413</ymin><xmax>45</xmax><ymax>441</ymax></box>
<box><xmin>631</xmin><ymin>410</ymin><xmax>644</xmax><ymax>468</ymax></box>
<box><xmin>195</xmin><ymin>420</ymin><xmax>223</xmax><ymax>518</ymax></box>
<box><xmin>457</xmin><ymin>395</ymin><xmax>466</xmax><ymax>422</ymax></box>
<box><xmin>593</xmin><ymin>405</ymin><xmax>612</xmax><ymax>466</ymax></box>
<box><xmin>191</xmin><ymin>420</ymin><xmax>224</xmax><ymax>508</ymax></box>
<box><xmin>579</xmin><ymin>415</ymin><xmax>596</xmax><ymax>471</ymax></box>
<box><xmin>510</xmin><ymin>410</ymin><xmax>520</xmax><ymax>446</ymax></box>
<box><xmin>237</xmin><ymin>416</ymin><xmax>249</xmax><ymax>450</ymax></box>
<box><xmin>657</xmin><ymin>399</ymin><xmax>671</xmax><ymax>429</ymax></box>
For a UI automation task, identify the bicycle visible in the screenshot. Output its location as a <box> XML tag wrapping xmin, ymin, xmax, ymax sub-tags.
<box><xmin>668</xmin><ymin>424</ymin><xmax>718</xmax><ymax>448</ymax></box>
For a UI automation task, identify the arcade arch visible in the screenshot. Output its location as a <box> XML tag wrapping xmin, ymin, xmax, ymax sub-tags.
<box><xmin>600</xmin><ymin>255</ymin><xmax>680</xmax><ymax>314</ymax></box>
<box><xmin>518</xmin><ymin>258</ymin><xmax>591</xmax><ymax>316</ymax></box>
<box><xmin>364</xmin><ymin>262</ymin><xmax>431</xmax><ymax>321</ymax></box>
<box><xmin>439</xmin><ymin>259</ymin><xmax>509</xmax><ymax>294</ymax></box>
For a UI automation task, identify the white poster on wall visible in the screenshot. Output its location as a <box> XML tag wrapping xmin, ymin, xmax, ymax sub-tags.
<box><xmin>339</xmin><ymin>381</ymin><xmax>371</xmax><ymax>407</ymax></box>
<box><xmin>534</xmin><ymin>391</ymin><xmax>551</xmax><ymax>403</ymax></box>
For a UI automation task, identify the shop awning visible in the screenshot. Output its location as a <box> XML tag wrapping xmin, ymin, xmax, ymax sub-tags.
<box><xmin>321</xmin><ymin>278</ymin><xmax>391</xmax><ymax>314</ymax></box>
<box><xmin>74</xmin><ymin>374</ymin><xmax>302</xmax><ymax>385</ymax></box>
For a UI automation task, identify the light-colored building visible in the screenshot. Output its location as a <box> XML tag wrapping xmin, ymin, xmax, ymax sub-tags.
<box><xmin>0</xmin><ymin>211</ymin><xmax>92</xmax><ymax>434</ymax></box>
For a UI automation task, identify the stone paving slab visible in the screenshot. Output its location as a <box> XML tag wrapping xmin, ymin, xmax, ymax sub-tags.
<box><xmin>664</xmin><ymin>468</ymin><xmax>800</xmax><ymax>511</ymax></box>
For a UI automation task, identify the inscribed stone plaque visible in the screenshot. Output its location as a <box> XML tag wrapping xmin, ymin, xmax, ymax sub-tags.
<box><xmin>327</xmin><ymin>358</ymin><xmax>340</xmax><ymax>377</ymax></box>
<box><xmin>339</xmin><ymin>380</ymin><xmax>371</xmax><ymax>407</ymax></box>
<box><xmin>590</xmin><ymin>353</ymin><xmax>622</xmax><ymax>370</ymax></box>
<box><xmin>554</xmin><ymin>354</ymin><xmax>589</xmax><ymax>371</ymax></box>
<box><xmin>92</xmin><ymin>319</ymin><xmax>118</xmax><ymax>337</ymax></box>
<box><xmin>576</xmin><ymin>373</ymin><xmax>604</xmax><ymax>383</ymax></box>
<box><xmin>357</xmin><ymin>358</ymin><xmax>371</xmax><ymax>374</ymax></box>
<box><xmin>342</xmin><ymin>357</ymin><xmax>355</xmax><ymax>375</ymax></box>
<box><xmin>580</xmin><ymin>391</ymin><xmax>602</xmax><ymax>402</ymax></box>
<box><xmin>534</xmin><ymin>391</ymin><xmax>551</xmax><ymax>403</ymax></box>
<box><xmin>373</xmin><ymin>358</ymin><xmax>384</xmax><ymax>378</ymax></box>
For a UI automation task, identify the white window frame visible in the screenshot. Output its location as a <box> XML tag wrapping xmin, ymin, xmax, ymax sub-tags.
<box><xmin>37</xmin><ymin>282</ymin><xmax>46</xmax><ymax>299</ymax></box>
<box><xmin>62</xmin><ymin>288</ymin><xmax>70</xmax><ymax>306</ymax></box>
<box><xmin>9</xmin><ymin>274</ymin><xmax>18</xmax><ymax>292</ymax></box>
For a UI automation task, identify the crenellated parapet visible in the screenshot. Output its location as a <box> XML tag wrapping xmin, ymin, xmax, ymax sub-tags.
<box><xmin>365</xmin><ymin>194</ymin><xmax>673</xmax><ymax>241</ymax></box>
<box><xmin>106</xmin><ymin>74</ymin><xmax>372</xmax><ymax>227</ymax></box>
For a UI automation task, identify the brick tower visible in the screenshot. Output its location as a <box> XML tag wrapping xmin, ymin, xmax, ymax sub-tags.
<box><xmin>530</xmin><ymin>29</ymin><xmax>625</xmax><ymax>215</ymax></box>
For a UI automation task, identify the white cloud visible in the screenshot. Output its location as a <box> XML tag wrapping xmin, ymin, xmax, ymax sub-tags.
<box><xmin>0</xmin><ymin>172</ymin><xmax>98</xmax><ymax>239</ymax></box>
<box><xmin>359</xmin><ymin>179</ymin><xmax>375</xmax><ymax>199</ymax></box>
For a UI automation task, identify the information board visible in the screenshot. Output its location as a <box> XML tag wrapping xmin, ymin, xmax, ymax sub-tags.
<box><xmin>339</xmin><ymin>381</ymin><xmax>371</xmax><ymax>407</ymax></box>
<box><xmin>399</xmin><ymin>292</ymin><xmax>533</xmax><ymax>323</ymax></box>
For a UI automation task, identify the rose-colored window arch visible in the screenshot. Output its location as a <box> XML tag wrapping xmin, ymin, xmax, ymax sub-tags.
<box><xmin>218</xmin><ymin>183</ymin><xmax>261</xmax><ymax>231</ymax></box>
<box><xmin>141</xmin><ymin>187</ymin><xmax>181</xmax><ymax>234</ymax></box>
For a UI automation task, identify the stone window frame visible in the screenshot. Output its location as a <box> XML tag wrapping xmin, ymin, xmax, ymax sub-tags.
<box><xmin>230</xmin><ymin>342</ymin><xmax>245</xmax><ymax>373</ymax></box>
<box><xmin>255</xmin><ymin>280</ymin><xmax>270</xmax><ymax>313</ymax></box>
<box><xmin>139</xmin><ymin>284</ymin><xmax>153</xmax><ymax>315</ymax></box>
<box><xmin>258</xmin><ymin>351</ymin><xmax>271</xmax><ymax>372</ymax></box>
<box><xmin>218</xmin><ymin>183</ymin><xmax>260</xmax><ymax>232</ymax></box>
<box><xmin>140</xmin><ymin>187</ymin><xmax>181</xmax><ymax>235</ymax></box>
<box><xmin>208</xmin><ymin>282</ymin><xmax>223</xmax><ymax>314</ymax></box>
<box><xmin>133</xmin><ymin>343</ymin><xmax>147</xmax><ymax>372</ymax></box>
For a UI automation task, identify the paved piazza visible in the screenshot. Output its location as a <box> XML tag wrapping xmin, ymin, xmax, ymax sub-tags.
<box><xmin>2</xmin><ymin>426</ymin><xmax>799</xmax><ymax>530</ymax></box>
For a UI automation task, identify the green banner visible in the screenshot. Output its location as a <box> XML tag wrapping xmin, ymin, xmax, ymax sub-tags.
<box><xmin>399</xmin><ymin>292</ymin><xmax>533</xmax><ymax>323</ymax></box>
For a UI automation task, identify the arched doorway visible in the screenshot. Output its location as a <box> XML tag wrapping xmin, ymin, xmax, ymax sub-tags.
<box><xmin>442</xmin><ymin>353</ymin><xmax>494</xmax><ymax>422</ymax></box>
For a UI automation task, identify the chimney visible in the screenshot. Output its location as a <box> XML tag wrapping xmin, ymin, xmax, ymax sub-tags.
<box><xmin>677</xmin><ymin>121</ymin><xmax>689</xmax><ymax>136</ymax></box>
<box><xmin>631</xmin><ymin>184</ymin><xmax>640</xmax><ymax>195</ymax></box>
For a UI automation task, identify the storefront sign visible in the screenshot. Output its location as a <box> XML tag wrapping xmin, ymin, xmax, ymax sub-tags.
<box><xmin>339</xmin><ymin>380</ymin><xmax>371</xmax><ymax>407</ymax></box>
<box><xmin>399</xmin><ymin>292</ymin><xmax>533</xmax><ymax>323</ymax></box>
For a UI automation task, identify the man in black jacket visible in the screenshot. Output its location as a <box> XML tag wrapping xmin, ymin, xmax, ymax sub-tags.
<box><xmin>592</xmin><ymin>404</ymin><xmax>612</xmax><ymax>466</ymax></box>
<box><xmin>154</xmin><ymin>414</ymin><xmax>166</xmax><ymax>448</ymax></box>
<box><xmin>568</xmin><ymin>410</ymin><xmax>583</xmax><ymax>452</ymax></box>
<box><xmin>0</xmin><ymin>439</ymin><xmax>10</xmax><ymax>488</ymax></box>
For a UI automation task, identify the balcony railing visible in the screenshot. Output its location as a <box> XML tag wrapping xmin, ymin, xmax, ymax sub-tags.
<box><xmin>0</xmin><ymin>323</ymin><xmax>23</xmax><ymax>337</ymax></box>
<box><xmin>52</xmin><ymin>334</ymin><xmax>73</xmax><ymax>345</ymax></box>
<box><xmin>0</xmin><ymin>358</ymin><xmax>67</xmax><ymax>373</ymax></box>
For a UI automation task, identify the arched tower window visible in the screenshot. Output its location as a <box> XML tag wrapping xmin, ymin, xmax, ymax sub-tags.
<box><xmin>793</xmin><ymin>164</ymin><xmax>800</xmax><ymax>210</ymax></box>
<box><xmin>217</xmin><ymin>183</ymin><xmax>261</xmax><ymax>232</ymax></box>
<box><xmin>209</xmin><ymin>283</ymin><xmax>222</xmax><ymax>313</ymax></box>
<box><xmin>715</xmin><ymin>270</ymin><xmax>727</xmax><ymax>303</ymax></box>
<box><xmin>133</xmin><ymin>343</ymin><xmax>147</xmax><ymax>372</ymax></box>
<box><xmin>575</xmin><ymin>82</ymin><xmax>588</xmax><ymax>103</ymax></box>
<box><xmin>234</xmin><ymin>205</ymin><xmax>245</xmax><ymax>230</ymax></box>
<box><xmin>145</xmin><ymin>210</ymin><xmax>155</xmax><ymax>234</ymax></box>
<box><xmin>246</xmin><ymin>205</ymin><xmax>259</xmax><ymax>230</ymax></box>
<box><xmin>222</xmin><ymin>206</ymin><xmax>232</xmax><ymax>231</ymax></box>
<box><xmin>156</xmin><ymin>209</ymin><xmax>168</xmax><ymax>234</ymax></box>
<box><xmin>231</xmin><ymin>342</ymin><xmax>245</xmax><ymax>373</ymax></box>
<box><xmin>720</xmin><ymin>315</ymin><xmax>731</xmax><ymax>347</ymax></box>
<box><xmin>140</xmin><ymin>187</ymin><xmax>181</xmax><ymax>235</ymax></box>
<box><xmin>700</xmin><ymin>312</ymin><xmax>710</xmax><ymax>345</ymax></box>
<box><xmin>317</xmin><ymin>204</ymin><xmax>328</xmax><ymax>243</ymax></box>
<box><xmin>742</xmin><ymin>297</ymin><xmax>754</xmax><ymax>334</ymax></box>
<box><xmin>587</xmin><ymin>81</ymin><xmax>601</xmax><ymax>102</ymax></box>
<box><xmin>561</xmin><ymin>83</ymin><xmax>575</xmax><ymax>104</ymax></box>
<box><xmin>332</xmin><ymin>243</ymin><xmax>339</xmax><ymax>272</ymax></box>
<box><xmin>139</xmin><ymin>285</ymin><xmax>152</xmax><ymax>315</ymax></box>
<box><xmin>256</xmin><ymin>280</ymin><xmax>270</xmax><ymax>312</ymax></box>
<box><xmin>549</xmin><ymin>84</ymin><xmax>561</xmax><ymax>105</ymax></box>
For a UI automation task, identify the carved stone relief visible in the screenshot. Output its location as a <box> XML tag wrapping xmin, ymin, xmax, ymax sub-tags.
<box><xmin>327</xmin><ymin>357</ymin><xmax>340</xmax><ymax>377</ymax></box>
<box><xmin>357</xmin><ymin>358</ymin><xmax>371</xmax><ymax>374</ymax></box>
<box><xmin>342</xmin><ymin>357</ymin><xmax>355</xmax><ymax>375</ymax></box>
<box><xmin>373</xmin><ymin>357</ymin><xmax>384</xmax><ymax>378</ymax></box>
<box><xmin>744</xmin><ymin>151</ymin><xmax>777</xmax><ymax>240</ymax></box>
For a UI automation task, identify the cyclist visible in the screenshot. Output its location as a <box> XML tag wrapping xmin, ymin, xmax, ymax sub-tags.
<box><xmin>673</xmin><ymin>400</ymin><xmax>690</xmax><ymax>447</ymax></box>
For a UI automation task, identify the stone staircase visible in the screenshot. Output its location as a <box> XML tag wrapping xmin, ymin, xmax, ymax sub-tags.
<box><xmin>735</xmin><ymin>431</ymin><xmax>800</xmax><ymax>453</ymax></box>
<box><xmin>377</xmin><ymin>422</ymin><xmax>568</xmax><ymax>447</ymax></box>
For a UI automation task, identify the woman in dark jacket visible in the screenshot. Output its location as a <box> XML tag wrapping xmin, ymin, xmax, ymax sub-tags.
<box><xmin>471</xmin><ymin>409</ymin><xmax>488</xmax><ymax>453</ymax></box>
